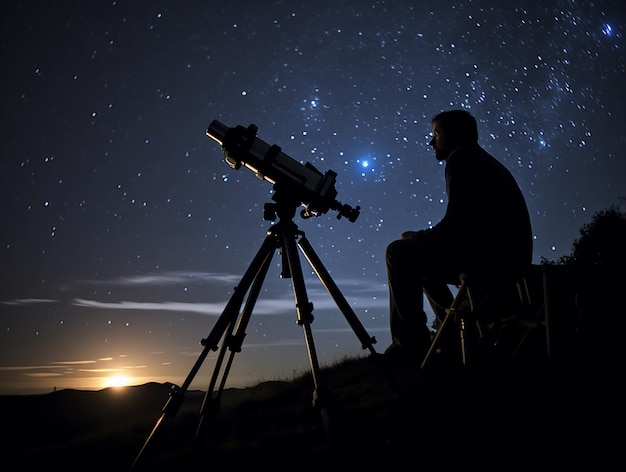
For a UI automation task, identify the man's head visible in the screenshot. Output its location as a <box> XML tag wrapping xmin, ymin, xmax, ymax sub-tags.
<box><xmin>429</xmin><ymin>109</ymin><xmax>479</xmax><ymax>161</ymax></box>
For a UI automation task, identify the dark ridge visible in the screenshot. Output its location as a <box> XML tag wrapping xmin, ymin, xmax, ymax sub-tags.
<box><xmin>1</xmin><ymin>351</ymin><xmax>623</xmax><ymax>471</ymax></box>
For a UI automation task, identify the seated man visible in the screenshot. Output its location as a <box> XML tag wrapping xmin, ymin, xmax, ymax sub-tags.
<box><xmin>384</xmin><ymin>109</ymin><xmax>533</xmax><ymax>365</ymax></box>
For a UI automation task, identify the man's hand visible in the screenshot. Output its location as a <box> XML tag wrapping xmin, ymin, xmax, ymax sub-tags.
<box><xmin>401</xmin><ymin>230</ymin><xmax>424</xmax><ymax>240</ymax></box>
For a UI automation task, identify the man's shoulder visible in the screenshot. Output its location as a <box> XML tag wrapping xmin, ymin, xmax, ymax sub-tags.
<box><xmin>448</xmin><ymin>145</ymin><xmax>499</xmax><ymax>166</ymax></box>
<box><xmin>447</xmin><ymin>145</ymin><xmax>481</xmax><ymax>167</ymax></box>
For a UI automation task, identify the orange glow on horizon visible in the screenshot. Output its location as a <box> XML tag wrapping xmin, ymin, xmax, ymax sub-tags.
<box><xmin>103</xmin><ymin>374</ymin><xmax>132</xmax><ymax>389</ymax></box>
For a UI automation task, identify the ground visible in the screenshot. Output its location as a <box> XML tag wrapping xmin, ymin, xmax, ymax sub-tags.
<box><xmin>2</xmin><ymin>350</ymin><xmax>624</xmax><ymax>471</ymax></box>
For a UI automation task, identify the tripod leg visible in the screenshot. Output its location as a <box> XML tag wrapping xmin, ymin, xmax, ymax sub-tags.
<box><xmin>281</xmin><ymin>232</ymin><xmax>333</xmax><ymax>445</ymax></box>
<box><xmin>195</xmin><ymin>247</ymin><xmax>275</xmax><ymax>439</ymax></box>
<box><xmin>129</xmin><ymin>234</ymin><xmax>278</xmax><ymax>471</ymax></box>
<box><xmin>297</xmin><ymin>235</ymin><xmax>377</xmax><ymax>354</ymax></box>
<box><xmin>194</xmin><ymin>321</ymin><xmax>235</xmax><ymax>441</ymax></box>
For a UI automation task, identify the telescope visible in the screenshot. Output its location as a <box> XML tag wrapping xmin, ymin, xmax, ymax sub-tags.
<box><xmin>206</xmin><ymin>120</ymin><xmax>360</xmax><ymax>222</ymax></box>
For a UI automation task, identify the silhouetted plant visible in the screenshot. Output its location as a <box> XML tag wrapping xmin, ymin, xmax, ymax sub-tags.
<box><xmin>558</xmin><ymin>199</ymin><xmax>626</xmax><ymax>269</ymax></box>
<box><xmin>554</xmin><ymin>200</ymin><xmax>626</xmax><ymax>362</ymax></box>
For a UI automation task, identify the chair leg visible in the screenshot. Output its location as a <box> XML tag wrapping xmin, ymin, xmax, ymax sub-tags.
<box><xmin>421</xmin><ymin>306</ymin><xmax>455</xmax><ymax>370</ymax></box>
<box><xmin>508</xmin><ymin>269</ymin><xmax>551</xmax><ymax>361</ymax></box>
<box><xmin>423</xmin><ymin>269</ymin><xmax>554</xmax><ymax>368</ymax></box>
<box><xmin>421</xmin><ymin>278</ymin><xmax>469</xmax><ymax>370</ymax></box>
<box><xmin>460</xmin><ymin>315</ymin><xmax>484</xmax><ymax>366</ymax></box>
<box><xmin>460</xmin><ymin>317</ymin><xmax>469</xmax><ymax>366</ymax></box>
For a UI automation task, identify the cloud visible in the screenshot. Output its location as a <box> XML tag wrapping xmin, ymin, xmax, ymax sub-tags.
<box><xmin>70</xmin><ymin>297</ymin><xmax>309</xmax><ymax>316</ymax></box>
<box><xmin>66</xmin><ymin>271</ymin><xmax>242</xmax><ymax>289</ymax></box>
<box><xmin>66</xmin><ymin>270</ymin><xmax>387</xmax><ymax>298</ymax></box>
<box><xmin>49</xmin><ymin>360</ymin><xmax>98</xmax><ymax>365</ymax></box>
<box><xmin>1</xmin><ymin>299</ymin><xmax>59</xmax><ymax>306</ymax></box>
<box><xmin>0</xmin><ymin>359</ymin><xmax>146</xmax><ymax>379</ymax></box>
<box><xmin>0</xmin><ymin>365</ymin><xmax>66</xmax><ymax>371</ymax></box>
<box><xmin>71</xmin><ymin>298</ymin><xmax>224</xmax><ymax>315</ymax></box>
<box><xmin>0</xmin><ymin>361</ymin><xmax>99</xmax><ymax>371</ymax></box>
<box><xmin>2</xmin><ymin>270</ymin><xmax>389</xmax><ymax>318</ymax></box>
<box><xmin>24</xmin><ymin>372</ymin><xmax>64</xmax><ymax>378</ymax></box>
<box><xmin>76</xmin><ymin>368</ymin><xmax>125</xmax><ymax>373</ymax></box>
<box><xmin>314</xmin><ymin>326</ymin><xmax>389</xmax><ymax>333</ymax></box>
<box><xmin>68</xmin><ymin>283</ymin><xmax>388</xmax><ymax>316</ymax></box>
<box><xmin>239</xmin><ymin>339</ymin><xmax>306</xmax><ymax>348</ymax></box>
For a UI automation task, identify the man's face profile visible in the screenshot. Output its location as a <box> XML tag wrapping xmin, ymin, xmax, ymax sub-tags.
<box><xmin>429</xmin><ymin>121</ymin><xmax>450</xmax><ymax>161</ymax></box>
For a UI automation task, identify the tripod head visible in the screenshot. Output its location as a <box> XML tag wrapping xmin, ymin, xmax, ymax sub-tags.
<box><xmin>206</xmin><ymin>120</ymin><xmax>360</xmax><ymax>222</ymax></box>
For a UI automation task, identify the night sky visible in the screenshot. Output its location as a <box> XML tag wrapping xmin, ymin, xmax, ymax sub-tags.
<box><xmin>1</xmin><ymin>0</ymin><xmax>624</xmax><ymax>394</ymax></box>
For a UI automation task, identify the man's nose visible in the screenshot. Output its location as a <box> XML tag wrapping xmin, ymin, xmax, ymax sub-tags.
<box><xmin>429</xmin><ymin>136</ymin><xmax>435</xmax><ymax>147</ymax></box>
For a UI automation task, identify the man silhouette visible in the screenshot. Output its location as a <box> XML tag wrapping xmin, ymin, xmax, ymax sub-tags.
<box><xmin>384</xmin><ymin>109</ymin><xmax>533</xmax><ymax>365</ymax></box>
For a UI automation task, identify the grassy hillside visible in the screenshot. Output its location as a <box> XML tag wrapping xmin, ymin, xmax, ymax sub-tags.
<box><xmin>2</xmin><ymin>351</ymin><xmax>623</xmax><ymax>471</ymax></box>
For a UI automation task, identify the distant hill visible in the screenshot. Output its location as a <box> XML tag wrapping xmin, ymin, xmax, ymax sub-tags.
<box><xmin>1</xmin><ymin>353</ymin><xmax>623</xmax><ymax>471</ymax></box>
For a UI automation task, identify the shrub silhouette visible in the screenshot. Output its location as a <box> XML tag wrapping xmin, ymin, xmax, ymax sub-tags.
<box><xmin>553</xmin><ymin>201</ymin><xmax>626</xmax><ymax>364</ymax></box>
<box><xmin>559</xmin><ymin>201</ymin><xmax>626</xmax><ymax>269</ymax></box>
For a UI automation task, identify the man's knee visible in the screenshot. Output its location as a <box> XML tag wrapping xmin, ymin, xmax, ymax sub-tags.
<box><xmin>386</xmin><ymin>239</ymin><xmax>408</xmax><ymax>264</ymax></box>
<box><xmin>387</xmin><ymin>238</ymin><xmax>453</xmax><ymax>274</ymax></box>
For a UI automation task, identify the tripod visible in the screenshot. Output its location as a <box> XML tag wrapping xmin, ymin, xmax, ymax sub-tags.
<box><xmin>130</xmin><ymin>198</ymin><xmax>377</xmax><ymax>471</ymax></box>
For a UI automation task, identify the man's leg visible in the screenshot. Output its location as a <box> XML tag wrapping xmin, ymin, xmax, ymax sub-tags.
<box><xmin>386</xmin><ymin>237</ymin><xmax>475</xmax><ymax>354</ymax></box>
<box><xmin>385</xmin><ymin>239</ymin><xmax>438</xmax><ymax>351</ymax></box>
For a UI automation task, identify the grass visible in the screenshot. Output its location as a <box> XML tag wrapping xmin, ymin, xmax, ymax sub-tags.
<box><xmin>2</xmin><ymin>349</ymin><xmax>624</xmax><ymax>471</ymax></box>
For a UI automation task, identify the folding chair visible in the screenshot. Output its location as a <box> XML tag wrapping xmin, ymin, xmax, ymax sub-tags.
<box><xmin>420</xmin><ymin>265</ymin><xmax>549</xmax><ymax>370</ymax></box>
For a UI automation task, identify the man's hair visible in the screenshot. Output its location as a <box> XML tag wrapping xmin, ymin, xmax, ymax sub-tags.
<box><xmin>432</xmin><ymin>109</ymin><xmax>479</xmax><ymax>144</ymax></box>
